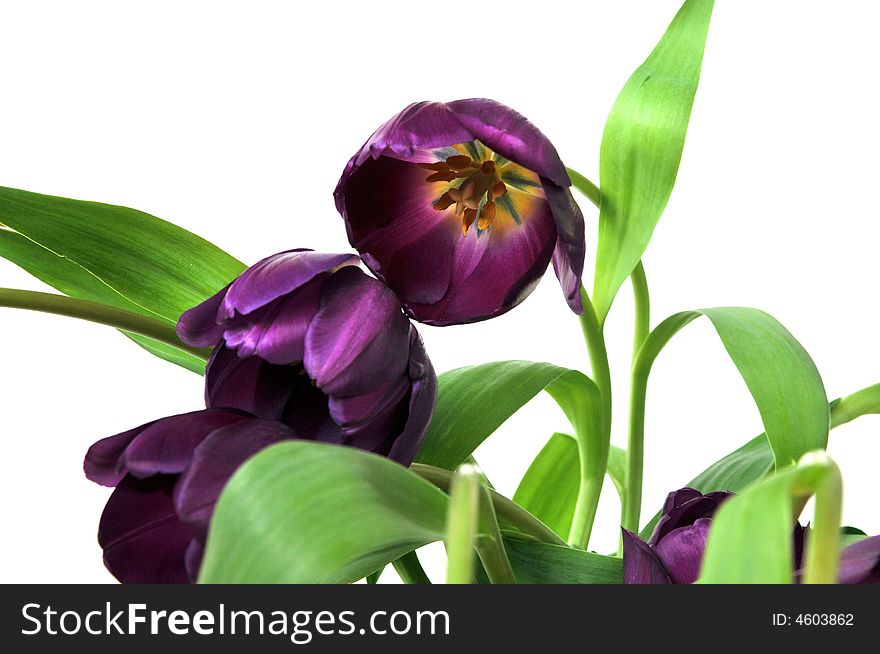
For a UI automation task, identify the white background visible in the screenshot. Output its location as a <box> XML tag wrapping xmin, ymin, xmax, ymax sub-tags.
<box><xmin>1</xmin><ymin>0</ymin><xmax>878</xmax><ymax>583</ymax></box>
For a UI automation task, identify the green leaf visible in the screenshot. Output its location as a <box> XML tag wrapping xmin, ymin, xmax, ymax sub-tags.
<box><xmin>365</xmin><ymin>568</ymin><xmax>383</xmax><ymax>584</ymax></box>
<box><xmin>415</xmin><ymin>361</ymin><xmax>597</xmax><ymax>470</ymax></box>
<box><xmin>643</xmin><ymin>308</ymin><xmax>829</xmax><ymax>469</ymax></box>
<box><xmin>514</xmin><ymin>435</ymin><xmax>627</xmax><ymax>542</ymax></box>
<box><xmin>504</xmin><ymin>540</ymin><xmax>623</xmax><ymax>584</ymax></box>
<box><xmin>199</xmin><ymin>441</ymin><xmax>449</xmax><ymax>584</ymax></box>
<box><xmin>0</xmin><ymin>187</ymin><xmax>244</xmax><ymax>371</ymax></box>
<box><xmin>513</xmin><ymin>433</ymin><xmax>580</xmax><ymax>540</ymax></box>
<box><xmin>593</xmin><ymin>0</ymin><xmax>714</xmax><ymax>321</ymax></box>
<box><xmin>698</xmin><ymin>454</ymin><xmax>839</xmax><ymax>583</ymax></box>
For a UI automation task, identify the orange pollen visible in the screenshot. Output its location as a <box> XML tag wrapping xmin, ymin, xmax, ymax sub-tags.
<box><xmin>425</xmin><ymin>153</ymin><xmax>508</xmax><ymax>235</ymax></box>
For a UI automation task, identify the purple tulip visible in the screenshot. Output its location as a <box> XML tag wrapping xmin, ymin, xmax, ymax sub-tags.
<box><xmin>334</xmin><ymin>99</ymin><xmax>585</xmax><ymax>325</ymax></box>
<box><xmin>85</xmin><ymin>250</ymin><xmax>438</xmax><ymax>583</ymax></box>
<box><xmin>624</xmin><ymin>487</ymin><xmax>880</xmax><ymax>584</ymax></box>
<box><xmin>177</xmin><ymin>248</ymin><xmax>437</xmax><ymax>466</ymax></box>
<box><xmin>85</xmin><ymin>410</ymin><xmax>296</xmax><ymax>583</ymax></box>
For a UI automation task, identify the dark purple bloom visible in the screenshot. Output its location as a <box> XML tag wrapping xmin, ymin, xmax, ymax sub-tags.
<box><xmin>86</xmin><ymin>410</ymin><xmax>297</xmax><ymax>583</ymax></box>
<box><xmin>623</xmin><ymin>487</ymin><xmax>733</xmax><ymax>584</ymax></box>
<box><xmin>177</xmin><ymin>249</ymin><xmax>437</xmax><ymax>466</ymax></box>
<box><xmin>334</xmin><ymin>99</ymin><xmax>585</xmax><ymax>326</ymax></box>
<box><xmin>86</xmin><ymin>250</ymin><xmax>438</xmax><ymax>583</ymax></box>
<box><xmin>625</xmin><ymin>487</ymin><xmax>880</xmax><ymax>584</ymax></box>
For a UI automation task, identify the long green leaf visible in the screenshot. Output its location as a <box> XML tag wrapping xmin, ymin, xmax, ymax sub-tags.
<box><xmin>593</xmin><ymin>0</ymin><xmax>714</xmax><ymax>321</ymax></box>
<box><xmin>0</xmin><ymin>187</ymin><xmax>244</xmax><ymax>371</ymax></box>
<box><xmin>698</xmin><ymin>454</ymin><xmax>840</xmax><ymax>583</ymax></box>
<box><xmin>415</xmin><ymin>361</ymin><xmax>597</xmax><ymax>470</ymax></box>
<box><xmin>199</xmin><ymin>441</ymin><xmax>449</xmax><ymax>583</ymax></box>
<box><xmin>642</xmin><ymin>308</ymin><xmax>828</xmax><ymax>469</ymax></box>
<box><xmin>514</xmin><ymin>433</ymin><xmax>626</xmax><ymax>541</ymax></box>
<box><xmin>504</xmin><ymin>540</ymin><xmax>623</xmax><ymax>584</ymax></box>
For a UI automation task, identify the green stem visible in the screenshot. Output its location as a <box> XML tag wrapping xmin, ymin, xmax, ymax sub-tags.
<box><xmin>0</xmin><ymin>287</ymin><xmax>210</xmax><ymax>359</ymax></box>
<box><xmin>830</xmin><ymin>383</ymin><xmax>880</xmax><ymax>428</ymax></box>
<box><xmin>802</xmin><ymin>454</ymin><xmax>843</xmax><ymax>584</ymax></box>
<box><xmin>392</xmin><ymin>551</ymin><xmax>432</xmax><ymax>585</ymax></box>
<box><xmin>475</xmin><ymin>478</ymin><xmax>517</xmax><ymax>584</ymax></box>
<box><xmin>445</xmin><ymin>465</ymin><xmax>481</xmax><ymax>584</ymax></box>
<box><xmin>569</xmin><ymin>285</ymin><xmax>612</xmax><ymax>549</ymax></box>
<box><xmin>630</xmin><ymin>262</ymin><xmax>651</xmax><ymax>358</ymax></box>
<box><xmin>566</xmin><ymin>167</ymin><xmax>601</xmax><ymax>208</ymax></box>
<box><xmin>411</xmin><ymin>463</ymin><xmax>566</xmax><ymax>546</ymax></box>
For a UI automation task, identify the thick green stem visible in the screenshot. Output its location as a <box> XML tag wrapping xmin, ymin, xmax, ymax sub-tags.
<box><xmin>392</xmin><ymin>551</ymin><xmax>432</xmax><ymax>584</ymax></box>
<box><xmin>569</xmin><ymin>286</ymin><xmax>612</xmax><ymax>549</ymax></box>
<box><xmin>411</xmin><ymin>464</ymin><xmax>566</xmax><ymax>546</ymax></box>
<box><xmin>0</xmin><ymin>287</ymin><xmax>210</xmax><ymax>359</ymax></box>
<box><xmin>475</xmin><ymin>479</ymin><xmax>517</xmax><ymax>584</ymax></box>
<box><xmin>802</xmin><ymin>454</ymin><xmax>843</xmax><ymax>584</ymax></box>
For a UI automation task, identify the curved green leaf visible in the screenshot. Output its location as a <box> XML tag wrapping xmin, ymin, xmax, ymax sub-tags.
<box><xmin>199</xmin><ymin>441</ymin><xmax>449</xmax><ymax>583</ymax></box>
<box><xmin>593</xmin><ymin>0</ymin><xmax>714</xmax><ymax>321</ymax></box>
<box><xmin>698</xmin><ymin>454</ymin><xmax>840</xmax><ymax>583</ymax></box>
<box><xmin>641</xmin><ymin>308</ymin><xmax>829</xmax><ymax>469</ymax></box>
<box><xmin>415</xmin><ymin>361</ymin><xmax>597</xmax><ymax>470</ymax></box>
<box><xmin>0</xmin><ymin>187</ymin><xmax>244</xmax><ymax>371</ymax></box>
<box><xmin>504</xmin><ymin>540</ymin><xmax>623</xmax><ymax>584</ymax></box>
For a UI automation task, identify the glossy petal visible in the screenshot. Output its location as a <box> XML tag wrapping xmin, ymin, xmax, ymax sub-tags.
<box><xmin>387</xmin><ymin>327</ymin><xmax>438</xmax><ymax>466</ymax></box>
<box><xmin>221</xmin><ymin>272</ymin><xmax>327</xmax><ymax>364</ymax></box>
<box><xmin>218</xmin><ymin>249</ymin><xmax>358</xmax><ymax>319</ymax></box>
<box><xmin>98</xmin><ymin>475</ymin><xmax>192</xmax><ymax>584</ymax></box>
<box><xmin>622</xmin><ymin>529</ymin><xmax>672</xmax><ymax>584</ymax></box>
<box><xmin>838</xmin><ymin>535</ymin><xmax>880</xmax><ymax>584</ymax></box>
<box><xmin>649</xmin><ymin>488</ymin><xmax>733</xmax><ymax>547</ymax></box>
<box><xmin>176</xmin><ymin>283</ymin><xmax>230</xmax><ymax>347</ymax></box>
<box><xmin>545</xmin><ymin>182</ymin><xmax>586</xmax><ymax>314</ymax></box>
<box><xmin>204</xmin><ymin>346</ymin><xmax>300</xmax><ymax>421</ymax></box>
<box><xmin>85</xmin><ymin>420</ymin><xmax>157</xmax><ymax>487</ymax></box>
<box><xmin>654</xmin><ymin>518</ymin><xmax>712</xmax><ymax>584</ymax></box>
<box><xmin>446</xmin><ymin>99</ymin><xmax>570</xmax><ymax>187</ymax></box>
<box><xmin>121</xmin><ymin>409</ymin><xmax>251</xmax><ymax>479</ymax></box>
<box><xmin>336</xmin><ymin>154</ymin><xmax>458</xmax><ymax>307</ymax></box>
<box><xmin>304</xmin><ymin>266</ymin><xmax>410</xmax><ymax>396</ymax></box>
<box><xmin>174</xmin><ymin>419</ymin><xmax>298</xmax><ymax>541</ymax></box>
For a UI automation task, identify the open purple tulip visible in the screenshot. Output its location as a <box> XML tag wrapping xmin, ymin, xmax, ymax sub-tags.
<box><xmin>334</xmin><ymin>99</ymin><xmax>585</xmax><ymax>325</ymax></box>
<box><xmin>85</xmin><ymin>249</ymin><xmax>438</xmax><ymax>583</ymax></box>
<box><xmin>177</xmin><ymin>248</ymin><xmax>437</xmax><ymax>466</ymax></box>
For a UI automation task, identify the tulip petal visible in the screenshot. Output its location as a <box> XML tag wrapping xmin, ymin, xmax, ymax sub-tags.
<box><xmin>98</xmin><ymin>475</ymin><xmax>192</xmax><ymax>584</ymax></box>
<box><xmin>654</xmin><ymin>518</ymin><xmax>712</xmax><ymax>584</ymax></box>
<box><xmin>838</xmin><ymin>535</ymin><xmax>880</xmax><ymax>584</ymax></box>
<box><xmin>305</xmin><ymin>267</ymin><xmax>410</xmax><ymax>396</ymax></box>
<box><xmin>405</xmin><ymin>189</ymin><xmax>557</xmax><ymax>325</ymax></box>
<box><xmin>281</xmin><ymin>373</ymin><xmax>344</xmax><ymax>443</ymax></box>
<box><xmin>205</xmin><ymin>346</ymin><xmax>300</xmax><ymax>421</ymax></box>
<box><xmin>174</xmin><ymin>419</ymin><xmax>298</xmax><ymax>541</ymax></box>
<box><xmin>219</xmin><ymin>250</ymin><xmax>359</xmax><ymax>319</ymax></box>
<box><xmin>176</xmin><ymin>283</ymin><xmax>230</xmax><ymax>347</ymax></box>
<box><xmin>622</xmin><ymin>528</ymin><xmax>672</xmax><ymax>584</ymax></box>
<box><xmin>649</xmin><ymin>487</ymin><xmax>733</xmax><ymax>547</ymax></box>
<box><xmin>221</xmin><ymin>271</ymin><xmax>327</xmax><ymax>364</ymax></box>
<box><xmin>387</xmin><ymin>327</ymin><xmax>438</xmax><ymax>466</ymax></box>
<box><xmin>545</xmin><ymin>182</ymin><xmax>586</xmax><ymax>314</ymax></box>
<box><xmin>336</xmin><ymin>153</ymin><xmax>458</xmax><ymax>307</ymax></box>
<box><xmin>347</xmin><ymin>101</ymin><xmax>473</xmax><ymax>167</ymax></box>
<box><xmin>121</xmin><ymin>409</ymin><xmax>251</xmax><ymax>479</ymax></box>
<box><xmin>85</xmin><ymin>421</ymin><xmax>157</xmax><ymax>487</ymax></box>
<box><xmin>446</xmin><ymin>99</ymin><xmax>570</xmax><ymax>188</ymax></box>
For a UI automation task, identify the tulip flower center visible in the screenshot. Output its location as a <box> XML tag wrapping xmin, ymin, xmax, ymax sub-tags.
<box><xmin>419</xmin><ymin>142</ymin><xmax>544</xmax><ymax>236</ymax></box>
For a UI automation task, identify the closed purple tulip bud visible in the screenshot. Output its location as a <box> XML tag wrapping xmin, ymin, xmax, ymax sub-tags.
<box><xmin>623</xmin><ymin>487</ymin><xmax>733</xmax><ymax>584</ymax></box>
<box><xmin>334</xmin><ymin>99</ymin><xmax>586</xmax><ymax>325</ymax></box>
<box><xmin>177</xmin><ymin>248</ymin><xmax>438</xmax><ymax>466</ymax></box>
